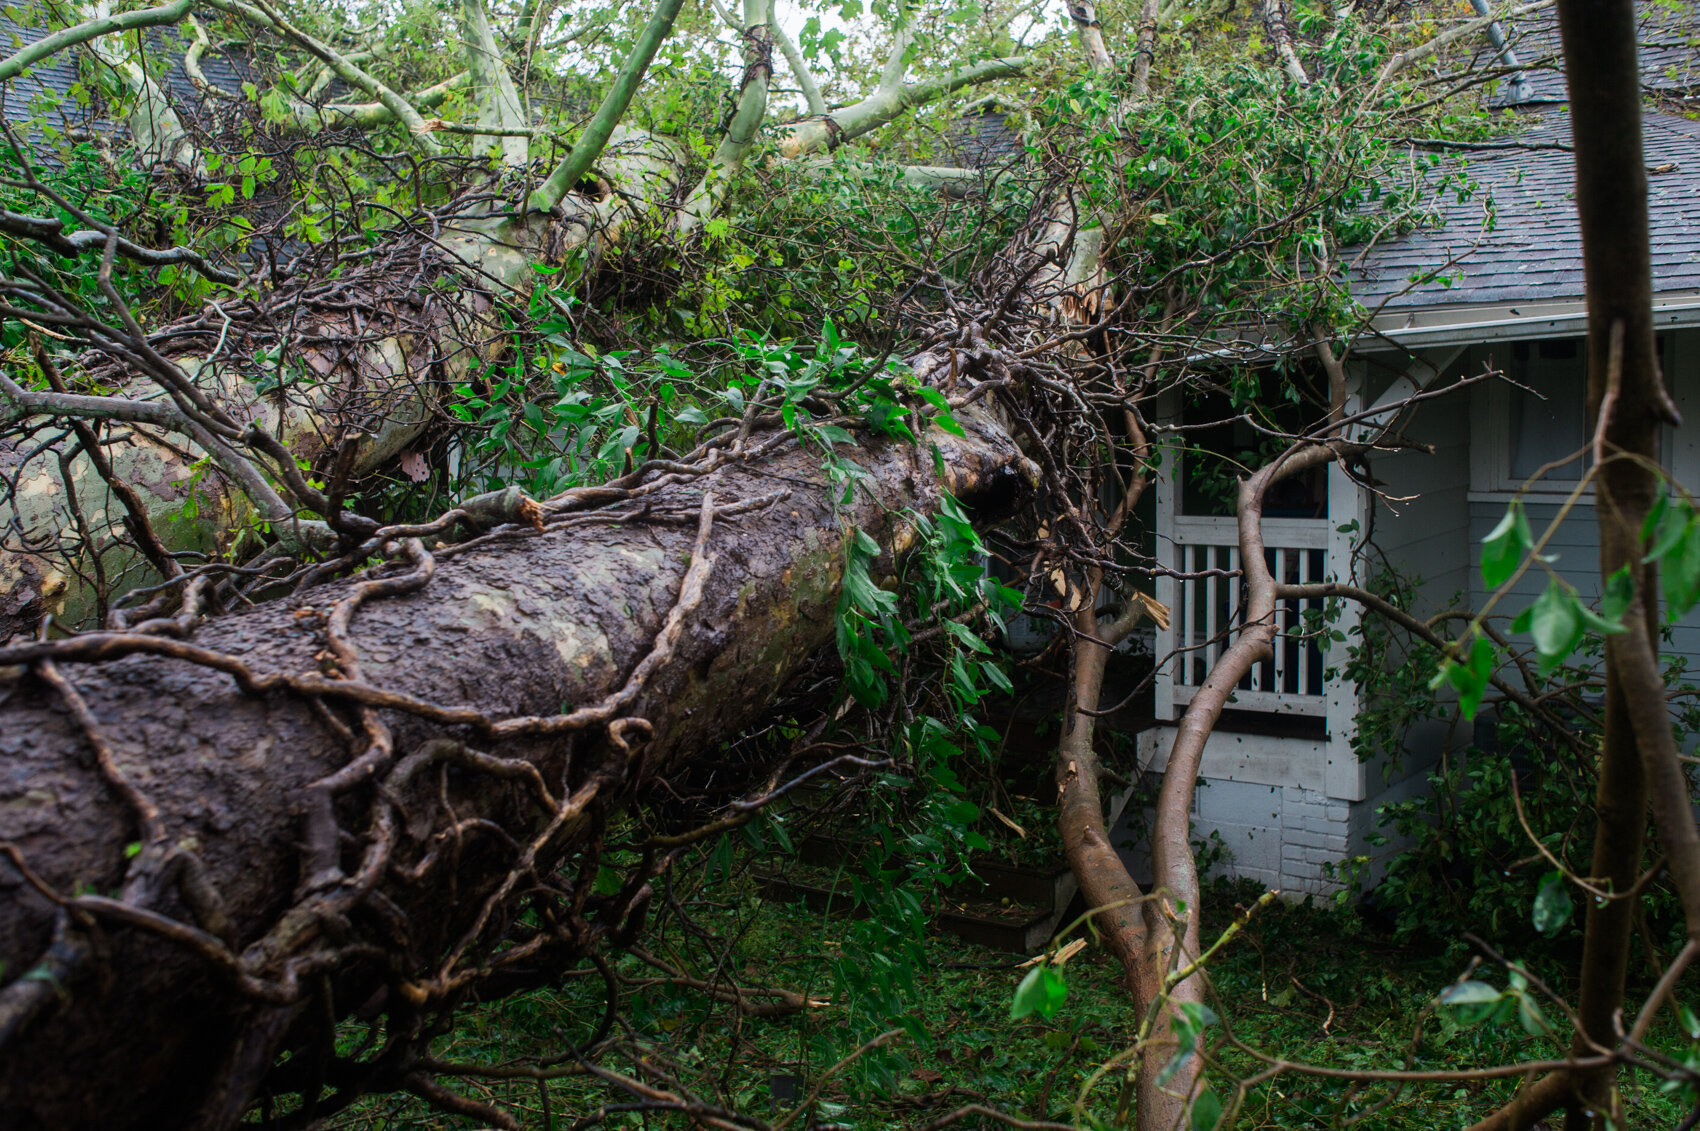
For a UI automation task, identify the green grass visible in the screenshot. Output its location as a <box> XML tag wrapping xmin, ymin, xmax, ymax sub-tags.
<box><xmin>326</xmin><ymin>876</ymin><xmax>1694</xmax><ymax>1130</ymax></box>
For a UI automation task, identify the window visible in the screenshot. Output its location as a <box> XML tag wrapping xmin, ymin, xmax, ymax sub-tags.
<box><xmin>1506</xmin><ymin>339</ymin><xmax>1588</xmax><ymax>483</ymax></box>
<box><xmin>1177</xmin><ymin>379</ymin><xmax>1329</xmax><ymax>519</ymax></box>
<box><xmin>1473</xmin><ymin>337</ymin><xmax>1590</xmax><ymax>497</ymax></box>
<box><xmin>1472</xmin><ymin>334</ymin><xmax>1669</xmax><ymax>499</ymax></box>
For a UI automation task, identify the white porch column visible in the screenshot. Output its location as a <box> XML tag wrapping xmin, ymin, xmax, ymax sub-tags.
<box><xmin>1153</xmin><ymin>428</ymin><xmax>1180</xmax><ymax>722</ymax></box>
<box><xmin>1324</xmin><ymin>388</ymin><xmax>1369</xmax><ymax>802</ymax></box>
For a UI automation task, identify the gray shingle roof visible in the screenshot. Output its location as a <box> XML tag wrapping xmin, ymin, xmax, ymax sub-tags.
<box><xmin>1348</xmin><ymin>109</ymin><xmax>1700</xmax><ymax>313</ymax></box>
<box><xmin>950</xmin><ymin>108</ymin><xmax>1023</xmax><ymax>169</ymax></box>
<box><xmin>0</xmin><ymin>16</ymin><xmax>87</xmax><ymax>141</ymax></box>
<box><xmin>145</xmin><ymin>26</ymin><xmax>259</xmax><ymax>109</ymax></box>
<box><xmin>1</xmin><ymin>15</ymin><xmax>272</xmax><ymax>142</ymax></box>
<box><xmin>1475</xmin><ymin>0</ymin><xmax>1700</xmax><ymax>104</ymax></box>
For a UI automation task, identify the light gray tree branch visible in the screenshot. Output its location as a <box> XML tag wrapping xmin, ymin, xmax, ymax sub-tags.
<box><xmin>778</xmin><ymin>53</ymin><xmax>1028</xmax><ymax>157</ymax></box>
<box><xmin>203</xmin><ymin>0</ymin><xmax>444</xmax><ymax>154</ymax></box>
<box><xmin>0</xmin><ymin>0</ymin><xmax>195</xmax><ymax>83</ymax></box>
<box><xmin>456</xmin><ymin>0</ymin><xmax>529</xmax><ymax>163</ymax></box>
<box><xmin>678</xmin><ymin>0</ymin><xmax>773</xmax><ymax>235</ymax></box>
<box><xmin>528</xmin><ymin>0</ymin><xmax>689</xmax><ymax>212</ymax></box>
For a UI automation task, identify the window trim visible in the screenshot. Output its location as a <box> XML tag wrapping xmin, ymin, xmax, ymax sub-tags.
<box><xmin>1468</xmin><ymin>339</ymin><xmax>1595</xmax><ymax>503</ymax></box>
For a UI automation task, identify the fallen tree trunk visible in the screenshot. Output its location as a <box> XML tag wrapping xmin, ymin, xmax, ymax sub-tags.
<box><xmin>0</xmin><ymin>401</ymin><xmax>1029</xmax><ymax>1130</ymax></box>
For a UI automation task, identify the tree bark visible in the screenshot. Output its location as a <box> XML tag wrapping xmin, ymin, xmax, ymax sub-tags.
<box><xmin>0</xmin><ymin>402</ymin><xmax>1029</xmax><ymax>1130</ymax></box>
<box><xmin>1560</xmin><ymin>0</ymin><xmax>1674</xmax><ymax>1125</ymax></box>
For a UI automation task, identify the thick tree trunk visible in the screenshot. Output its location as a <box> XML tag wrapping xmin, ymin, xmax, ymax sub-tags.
<box><xmin>0</xmin><ymin>404</ymin><xmax>1027</xmax><ymax>1130</ymax></box>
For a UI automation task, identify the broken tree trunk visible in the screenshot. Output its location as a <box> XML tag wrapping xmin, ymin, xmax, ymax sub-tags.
<box><xmin>0</xmin><ymin>130</ymin><xmax>688</xmax><ymax>642</ymax></box>
<box><xmin>0</xmin><ymin>401</ymin><xmax>1028</xmax><ymax>1130</ymax></box>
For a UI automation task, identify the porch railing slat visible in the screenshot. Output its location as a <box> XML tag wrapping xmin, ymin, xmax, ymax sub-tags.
<box><xmin>1164</xmin><ymin>524</ymin><xmax>1326</xmax><ymax>718</ymax></box>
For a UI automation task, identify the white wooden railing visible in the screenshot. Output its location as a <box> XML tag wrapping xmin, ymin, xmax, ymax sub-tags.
<box><xmin>1154</xmin><ymin>515</ymin><xmax>1331</xmax><ymax>718</ymax></box>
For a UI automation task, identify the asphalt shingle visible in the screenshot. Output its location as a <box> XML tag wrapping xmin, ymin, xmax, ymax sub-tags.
<box><xmin>1474</xmin><ymin>0</ymin><xmax>1699</xmax><ymax>105</ymax></box>
<box><xmin>1349</xmin><ymin>109</ymin><xmax>1700</xmax><ymax>313</ymax></box>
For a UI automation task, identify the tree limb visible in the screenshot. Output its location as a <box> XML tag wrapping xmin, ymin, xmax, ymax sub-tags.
<box><xmin>528</xmin><ymin>0</ymin><xmax>689</xmax><ymax>212</ymax></box>
<box><xmin>0</xmin><ymin>0</ymin><xmax>196</xmax><ymax>83</ymax></box>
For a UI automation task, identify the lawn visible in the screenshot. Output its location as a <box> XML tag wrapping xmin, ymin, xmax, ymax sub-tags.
<box><xmin>325</xmin><ymin>869</ymin><xmax>1692</xmax><ymax>1130</ymax></box>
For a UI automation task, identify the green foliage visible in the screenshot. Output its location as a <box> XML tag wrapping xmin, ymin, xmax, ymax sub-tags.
<box><xmin>1531</xmin><ymin>870</ymin><xmax>1573</xmax><ymax>937</ymax></box>
<box><xmin>1427</xmin><ymin>634</ymin><xmax>1496</xmax><ymax>721</ymax></box>
<box><xmin>1359</xmin><ymin>578</ymin><xmax>1607</xmax><ymax>943</ymax></box>
<box><xmin>1480</xmin><ymin>499</ymin><xmax>1533</xmax><ymax>590</ymax></box>
<box><xmin>0</xmin><ymin>143</ymin><xmax>160</xmax><ymax>347</ymax></box>
<box><xmin>1044</xmin><ymin>24</ymin><xmax>1466</xmax><ymax>341</ymax></box>
<box><xmin>671</xmin><ymin>154</ymin><xmax>1032</xmax><ymax>341</ymax></box>
<box><xmin>1158</xmin><ymin>1001</ymin><xmax>1219</xmax><ymax>1088</ymax></box>
<box><xmin>1438</xmin><ymin>967</ymin><xmax>1554</xmax><ymax>1039</ymax></box>
<box><xmin>818</xmin><ymin>482</ymin><xmax>1023</xmax><ymax>1079</ymax></box>
<box><xmin>1010</xmin><ymin>962</ymin><xmax>1068</xmax><ymax>1020</ymax></box>
<box><xmin>329</xmin><ymin>877</ymin><xmax>1700</xmax><ymax>1130</ymax></box>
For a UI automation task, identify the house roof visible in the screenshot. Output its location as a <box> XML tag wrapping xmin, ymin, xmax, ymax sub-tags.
<box><xmin>1</xmin><ymin>15</ymin><xmax>290</xmax><ymax>142</ymax></box>
<box><xmin>1347</xmin><ymin>109</ymin><xmax>1700</xmax><ymax>344</ymax></box>
<box><xmin>1346</xmin><ymin>1</ymin><xmax>1700</xmax><ymax>346</ymax></box>
<box><xmin>1477</xmin><ymin>0</ymin><xmax>1699</xmax><ymax>105</ymax></box>
<box><xmin>0</xmin><ymin>16</ymin><xmax>85</xmax><ymax>142</ymax></box>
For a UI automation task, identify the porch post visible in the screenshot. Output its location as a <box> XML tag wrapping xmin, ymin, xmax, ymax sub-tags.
<box><xmin>1153</xmin><ymin>426</ymin><xmax>1180</xmax><ymax>722</ymax></box>
<box><xmin>1324</xmin><ymin>388</ymin><xmax>1369</xmax><ymax>802</ymax></box>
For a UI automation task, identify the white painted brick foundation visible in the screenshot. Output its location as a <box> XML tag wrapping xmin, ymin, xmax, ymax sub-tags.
<box><xmin>1132</xmin><ymin>727</ymin><xmax>1422</xmax><ymax>895</ymax></box>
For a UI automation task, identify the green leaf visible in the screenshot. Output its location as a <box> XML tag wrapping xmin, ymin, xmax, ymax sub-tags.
<box><xmin>1643</xmin><ymin>495</ymin><xmax>1689</xmax><ymax>563</ymax></box>
<box><xmin>1432</xmin><ymin>636</ymin><xmax>1497</xmax><ymax>720</ymax></box>
<box><xmin>1157</xmin><ymin>1046</ymin><xmax>1194</xmax><ymax>1088</ymax></box>
<box><xmin>1602</xmin><ymin>566</ymin><xmax>1635</xmax><ymax>623</ymax></box>
<box><xmin>1665</xmin><ymin>520</ymin><xmax>1700</xmax><ymax>619</ymax></box>
<box><xmin>1528</xmin><ymin>578</ymin><xmax>1583</xmax><ymax>675</ymax></box>
<box><xmin>1010</xmin><ymin>964</ymin><xmax>1067</xmax><ymax>1020</ymax></box>
<box><xmin>1178</xmin><ymin>1001</ymin><xmax>1220</xmax><ymax>1028</ymax></box>
<box><xmin>1190</xmin><ymin>1088</ymin><xmax>1224</xmax><ymax>1131</ymax></box>
<box><xmin>1482</xmin><ymin>500</ymin><xmax>1533</xmax><ymax>589</ymax></box>
<box><xmin>1642</xmin><ymin>491</ymin><xmax>1671</xmax><ymax>548</ymax></box>
<box><xmin>1440</xmin><ymin>980</ymin><xmax>1503</xmax><ymax>1006</ymax></box>
<box><xmin>1517</xmin><ymin>993</ymin><xmax>1553</xmax><ymax>1037</ymax></box>
<box><xmin>1157</xmin><ymin>1003</ymin><xmax>1217</xmax><ymax>1087</ymax></box>
<box><xmin>1533</xmin><ymin>870</ymin><xmax>1574</xmax><ymax>936</ymax></box>
<box><xmin>593</xmin><ymin>866</ymin><xmax>623</xmax><ymax>896</ymax></box>
<box><xmin>943</xmin><ymin>620</ymin><xmax>991</xmax><ymax>653</ymax></box>
<box><xmin>1578</xmin><ymin>604</ymin><xmax>1628</xmax><ymax>636</ymax></box>
<box><xmin>913</xmin><ymin>386</ymin><xmax>951</xmax><ymax>411</ymax></box>
<box><xmin>912</xmin><ymin>386</ymin><xmax>964</xmax><ymax>435</ymax></box>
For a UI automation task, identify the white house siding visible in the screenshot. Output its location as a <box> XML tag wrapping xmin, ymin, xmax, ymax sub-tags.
<box><xmin>1365</xmin><ymin>356</ymin><xmax>1475</xmax><ymax>618</ymax></box>
<box><xmin>1131</xmin><ymin>729</ymin><xmax>1357</xmax><ymax>894</ymax></box>
<box><xmin>1466</xmin><ymin>500</ymin><xmax>1600</xmax><ymax>606</ymax></box>
<box><xmin>1460</xmin><ymin>327</ymin><xmax>1700</xmax><ymax>689</ymax></box>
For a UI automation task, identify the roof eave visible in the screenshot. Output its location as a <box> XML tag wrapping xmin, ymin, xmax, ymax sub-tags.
<box><xmin>1358</xmin><ymin>291</ymin><xmax>1700</xmax><ymax>350</ymax></box>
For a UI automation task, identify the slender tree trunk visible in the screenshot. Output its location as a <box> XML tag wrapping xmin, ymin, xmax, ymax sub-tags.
<box><xmin>1466</xmin><ymin>2</ymin><xmax>1681</xmax><ymax>1128</ymax></box>
<box><xmin>1561</xmin><ymin>0</ymin><xmax>1675</xmax><ymax>1125</ymax></box>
